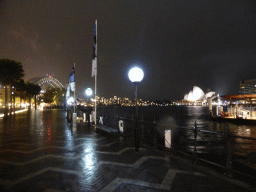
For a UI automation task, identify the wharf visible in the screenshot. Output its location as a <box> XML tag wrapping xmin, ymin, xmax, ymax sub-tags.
<box><xmin>211</xmin><ymin>115</ymin><xmax>256</xmax><ymax>124</ymax></box>
<box><xmin>0</xmin><ymin>109</ymin><xmax>255</xmax><ymax>191</ymax></box>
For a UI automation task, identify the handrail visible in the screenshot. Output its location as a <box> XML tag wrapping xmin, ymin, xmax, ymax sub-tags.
<box><xmin>93</xmin><ymin>113</ymin><xmax>256</xmax><ymax>181</ymax></box>
<box><xmin>98</xmin><ymin>113</ymin><xmax>256</xmax><ymax>141</ymax></box>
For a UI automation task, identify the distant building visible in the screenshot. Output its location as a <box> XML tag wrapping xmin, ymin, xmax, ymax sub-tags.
<box><xmin>184</xmin><ymin>86</ymin><xmax>215</xmax><ymax>102</ymax></box>
<box><xmin>240</xmin><ymin>79</ymin><xmax>256</xmax><ymax>94</ymax></box>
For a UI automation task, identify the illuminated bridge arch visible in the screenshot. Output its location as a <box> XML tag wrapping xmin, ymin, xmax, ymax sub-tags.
<box><xmin>28</xmin><ymin>76</ymin><xmax>65</xmax><ymax>89</ymax></box>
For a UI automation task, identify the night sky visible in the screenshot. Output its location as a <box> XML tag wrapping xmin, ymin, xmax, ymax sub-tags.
<box><xmin>1</xmin><ymin>0</ymin><xmax>256</xmax><ymax>101</ymax></box>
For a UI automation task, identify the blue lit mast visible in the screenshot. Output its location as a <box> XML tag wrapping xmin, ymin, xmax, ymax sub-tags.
<box><xmin>92</xmin><ymin>20</ymin><xmax>97</xmax><ymax>125</ymax></box>
<box><xmin>73</xmin><ymin>63</ymin><xmax>75</xmax><ymax>113</ymax></box>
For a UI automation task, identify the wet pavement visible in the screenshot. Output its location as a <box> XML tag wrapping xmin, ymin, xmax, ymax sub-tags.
<box><xmin>0</xmin><ymin>109</ymin><xmax>255</xmax><ymax>192</ymax></box>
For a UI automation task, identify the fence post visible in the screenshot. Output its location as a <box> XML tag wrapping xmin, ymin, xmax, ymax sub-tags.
<box><xmin>154</xmin><ymin>116</ymin><xmax>157</xmax><ymax>148</ymax></box>
<box><xmin>141</xmin><ymin>115</ymin><xmax>144</xmax><ymax>141</ymax></box>
<box><xmin>132</xmin><ymin>114</ymin><xmax>139</xmax><ymax>151</ymax></box>
<box><xmin>224</xmin><ymin>125</ymin><xmax>234</xmax><ymax>177</ymax></box>
<box><xmin>131</xmin><ymin>114</ymin><xmax>134</xmax><ymax>135</ymax></box>
<box><xmin>193</xmin><ymin>121</ymin><xmax>198</xmax><ymax>163</ymax></box>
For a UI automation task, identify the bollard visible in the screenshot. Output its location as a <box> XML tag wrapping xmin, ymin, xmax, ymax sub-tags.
<box><xmin>165</xmin><ymin>130</ymin><xmax>171</xmax><ymax>148</ymax></box>
<box><xmin>99</xmin><ymin>116</ymin><xmax>103</xmax><ymax>125</ymax></box>
<box><xmin>99</xmin><ymin>113</ymin><xmax>103</xmax><ymax>125</ymax></box>
<box><xmin>119</xmin><ymin>118</ymin><xmax>124</xmax><ymax>133</ymax></box>
<box><xmin>83</xmin><ymin>113</ymin><xmax>86</xmax><ymax>122</ymax></box>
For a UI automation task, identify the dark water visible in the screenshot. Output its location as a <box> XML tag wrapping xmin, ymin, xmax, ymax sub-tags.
<box><xmin>97</xmin><ymin>105</ymin><xmax>209</xmax><ymax>125</ymax></box>
<box><xmin>97</xmin><ymin>105</ymin><xmax>256</xmax><ymax>138</ymax></box>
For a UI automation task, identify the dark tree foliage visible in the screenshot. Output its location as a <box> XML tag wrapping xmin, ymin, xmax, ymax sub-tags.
<box><xmin>0</xmin><ymin>58</ymin><xmax>24</xmax><ymax>85</ymax></box>
<box><xmin>41</xmin><ymin>87</ymin><xmax>66</xmax><ymax>105</ymax></box>
<box><xmin>43</xmin><ymin>88</ymin><xmax>55</xmax><ymax>103</ymax></box>
<box><xmin>26</xmin><ymin>83</ymin><xmax>41</xmax><ymax>98</ymax></box>
<box><xmin>14</xmin><ymin>79</ymin><xmax>26</xmax><ymax>90</ymax></box>
<box><xmin>25</xmin><ymin>83</ymin><xmax>41</xmax><ymax>110</ymax></box>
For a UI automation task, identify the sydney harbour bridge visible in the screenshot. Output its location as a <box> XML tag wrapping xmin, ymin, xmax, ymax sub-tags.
<box><xmin>28</xmin><ymin>75</ymin><xmax>65</xmax><ymax>89</ymax></box>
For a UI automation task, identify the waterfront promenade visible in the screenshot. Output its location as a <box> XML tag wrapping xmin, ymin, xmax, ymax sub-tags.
<box><xmin>0</xmin><ymin>109</ymin><xmax>255</xmax><ymax>191</ymax></box>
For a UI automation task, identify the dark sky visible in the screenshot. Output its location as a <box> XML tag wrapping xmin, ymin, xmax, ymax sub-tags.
<box><xmin>1</xmin><ymin>0</ymin><xmax>256</xmax><ymax>100</ymax></box>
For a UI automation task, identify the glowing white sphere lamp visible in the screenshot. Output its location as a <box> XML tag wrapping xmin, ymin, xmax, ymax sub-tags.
<box><xmin>85</xmin><ymin>88</ymin><xmax>93</xmax><ymax>96</ymax></box>
<box><xmin>128</xmin><ymin>67</ymin><xmax>144</xmax><ymax>83</ymax></box>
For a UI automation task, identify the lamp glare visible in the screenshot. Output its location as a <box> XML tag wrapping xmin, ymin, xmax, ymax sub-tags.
<box><xmin>128</xmin><ymin>67</ymin><xmax>144</xmax><ymax>83</ymax></box>
<box><xmin>85</xmin><ymin>88</ymin><xmax>93</xmax><ymax>96</ymax></box>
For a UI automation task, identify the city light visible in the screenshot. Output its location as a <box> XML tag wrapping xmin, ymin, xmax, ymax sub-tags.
<box><xmin>0</xmin><ymin>108</ymin><xmax>28</xmax><ymax>118</ymax></box>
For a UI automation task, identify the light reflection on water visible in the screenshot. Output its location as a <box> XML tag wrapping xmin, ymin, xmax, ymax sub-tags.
<box><xmin>97</xmin><ymin>105</ymin><xmax>256</xmax><ymax>138</ymax></box>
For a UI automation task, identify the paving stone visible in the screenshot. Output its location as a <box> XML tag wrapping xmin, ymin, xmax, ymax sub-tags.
<box><xmin>113</xmin><ymin>183</ymin><xmax>170</xmax><ymax>192</ymax></box>
<box><xmin>0</xmin><ymin>110</ymin><xmax>254</xmax><ymax>192</ymax></box>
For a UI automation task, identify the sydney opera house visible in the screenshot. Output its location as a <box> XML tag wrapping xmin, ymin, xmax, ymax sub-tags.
<box><xmin>183</xmin><ymin>86</ymin><xmax>215</xmax><ymax>103</ymax></box>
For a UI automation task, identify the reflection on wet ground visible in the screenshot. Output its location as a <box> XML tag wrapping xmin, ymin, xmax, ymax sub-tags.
<box><xmin>0</xmin><ymin>109</ymin><xmax>254</xmax><ymax>191</ymax></box>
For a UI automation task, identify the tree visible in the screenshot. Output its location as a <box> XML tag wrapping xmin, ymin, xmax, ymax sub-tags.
<box><xmin>26</xmin><ymin>83</ymin><xmax>41</xmax><ymax>110</ymax></box>
<box><xmin>42</xmin><ymin>87</ymin><xmax>65</xmax><ymax>105</ymax></box>
<box><xmin>12</xmin><ymin>79</ymin><xmax>27</xmax><ymax>110</ymax></box>
<box><xmin>0</xmin><ymin>58</ymin><xmax>24</xmax><ymax>117</ymax></box>
<box><xmin>53</xmin><ymin>88</ymin><xmax>65</xmax><ymax>105</ymax></box>
<box><xmin>42</xmin><ymin>88</ymin><xmax>55</xmax><ymax>104</ymax></box>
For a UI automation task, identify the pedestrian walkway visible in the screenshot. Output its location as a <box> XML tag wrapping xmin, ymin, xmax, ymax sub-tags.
<box><xmin>0</xmin><ymin>108</ymin><xmax>28</xmax><ymax>117</ymax></box>
<box><xmin>0</xmin><ymin>110</ymin><xmax>255</xmax><ymax>191</ymax></box>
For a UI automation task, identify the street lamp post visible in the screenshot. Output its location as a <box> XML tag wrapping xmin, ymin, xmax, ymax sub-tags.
<box><xmin>85</xmin><ymin>88</ymin><xmax>93</xmax><ymax>125</ymax></box>
<box><xmin>128</xmin><ymin>67</ymin><xmax>144</xmax><ymax>152</ymax></box>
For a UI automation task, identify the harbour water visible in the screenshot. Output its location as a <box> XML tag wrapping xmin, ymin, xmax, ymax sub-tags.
<box><xmin>97</xmin><ymin>105</ymin><xmax>256</xmax><ymax>138</ymax></box>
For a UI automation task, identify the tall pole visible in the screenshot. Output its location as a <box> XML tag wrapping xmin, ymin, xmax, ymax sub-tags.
<box><xmin>4</xmin><ymin>85</ymin><xmax>8</xmax><ymax>118</ymax></box>
<box><xmin>135</xmin><ymin>82</ymin><xmax>139</xmax><ymax>151</ymax></box>
<box><xmin>94</xmin><ymin>20</ymin><xmax>97</xmax><ymax>125</ymax></box>
<box><xmin>135</xmin><ymin>83</ymin><xmax>138</xmax><ymax>119</ymax></box>
<box><xmin>73</xmin><ymin>63</ymin><xmax>75</xmax><ymax>113</ymax></box>
<box><xmin>128</xmin><ymin>67</ymin><xmax>144</xmax><ymax>152</ymax></box>
<box><xmin>95</xmin><ymin>60</ymin><xmax>97</xmax><ymax>125</ymax></box>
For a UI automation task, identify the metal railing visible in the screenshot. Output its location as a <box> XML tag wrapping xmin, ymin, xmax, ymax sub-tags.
<box><xmin>94</xmin><ymin>113</ymin><xmax>256</xmax><ymax>182</ymax></box>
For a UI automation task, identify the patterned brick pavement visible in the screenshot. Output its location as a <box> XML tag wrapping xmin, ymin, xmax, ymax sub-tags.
<box><xmin>0</xmin><ymin>110</ymin><xmax>255</xmax><ymax>191</ymax></box>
